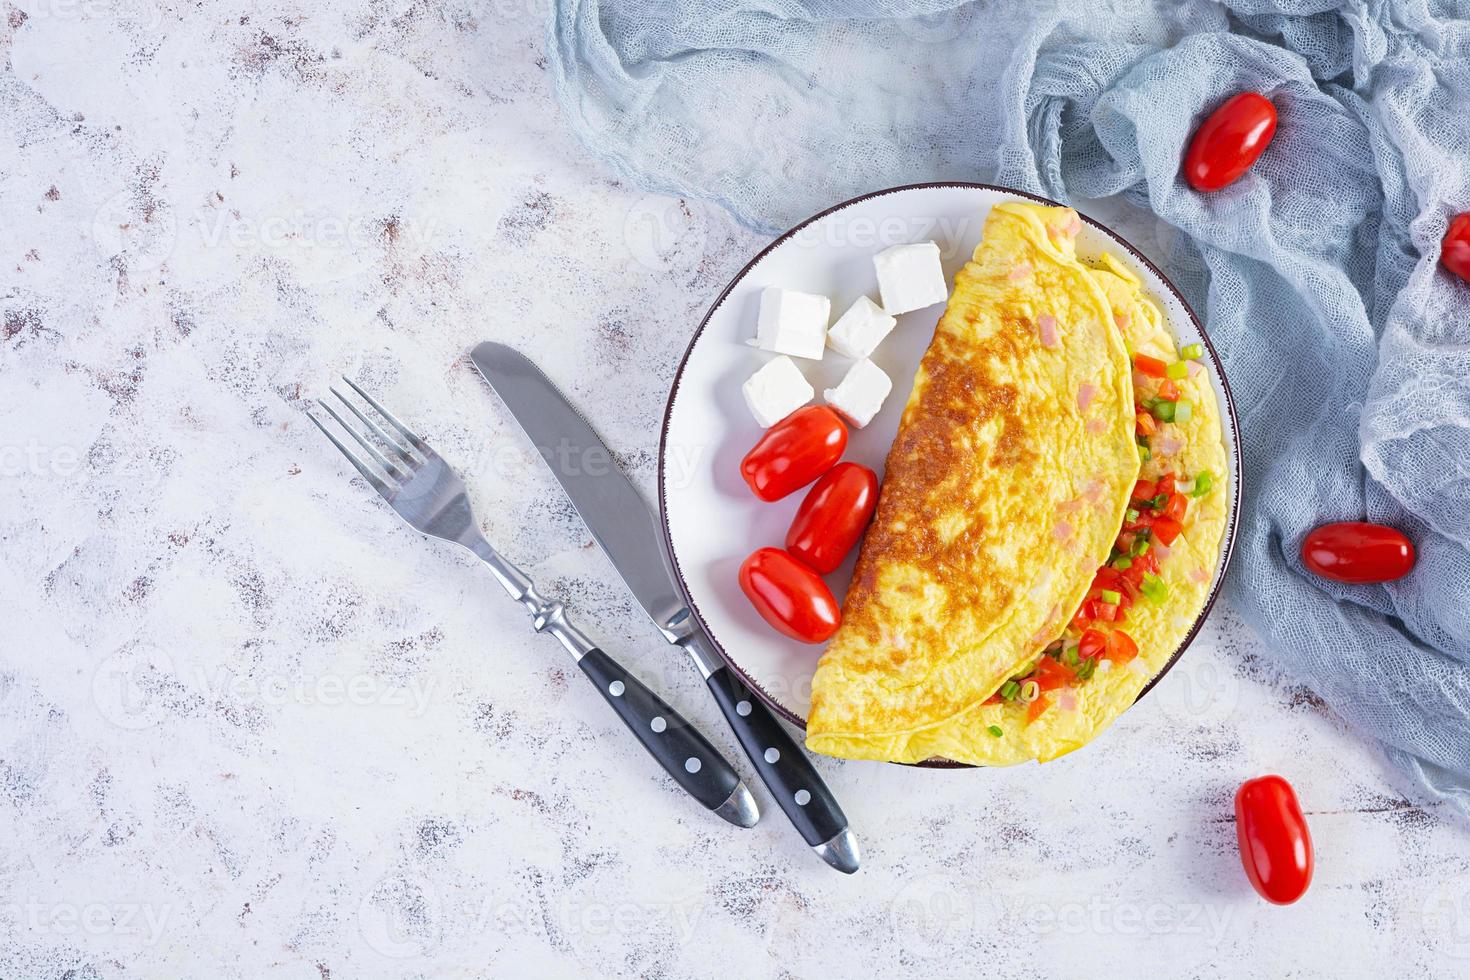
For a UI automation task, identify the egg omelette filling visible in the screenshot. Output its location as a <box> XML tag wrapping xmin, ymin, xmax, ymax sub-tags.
<box><xmin>957</xmin><ymin>253</ymin><xmax>1230</xmax><ymax>765</ymax></box>
<box><xmin>804</xmin><ymin>202</ymin><xmax>1141</xmax><ymax>764</ymax></box>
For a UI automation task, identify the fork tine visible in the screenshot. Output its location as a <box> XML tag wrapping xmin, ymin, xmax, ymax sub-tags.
<box><xmin>330</xmin><ymin>384</ymin><xmax>417</xmax><ymax>465</ymax></box>
<box><xmin>340</xmin><ymin>376</ymin><xmax>429</xmax><ymax>453</ymax></box>
<box><xmin>308</xmin><ymin>411</ymin><xmax>393</xmax><ymax>496</ymax></box>
<box><xmin>317</xmin><ymin>399</ymin><xmax>411</xmax><ymax>482</ymax></box>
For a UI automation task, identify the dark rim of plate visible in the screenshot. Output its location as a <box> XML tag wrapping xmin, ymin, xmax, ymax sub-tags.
<box><xmin>655</xmin><ymin>181</ymin><xmax>1243</xmax><ymax>770</ymax></box>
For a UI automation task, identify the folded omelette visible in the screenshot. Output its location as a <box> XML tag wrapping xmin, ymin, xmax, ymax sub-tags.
<box><xmin>804</xmin><ymin>202</ymin><xmax>1140</xmax><ymax>763</ymax></box>
<box><xmin>805</xmin><ymin>203</ymin><xmax>1230</xmax><ymax>767</ymax></box>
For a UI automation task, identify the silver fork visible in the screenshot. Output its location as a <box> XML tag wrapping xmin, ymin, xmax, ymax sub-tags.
<box><xmin>309</xmin><ymin>377</ymin><xmax>758</xmax><ymax>828</ymax></box>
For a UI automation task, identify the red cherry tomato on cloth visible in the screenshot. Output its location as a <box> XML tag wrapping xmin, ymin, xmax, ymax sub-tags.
<box><xmin>738</xmin><ymin>547</ymin><xmax>841</xmax><ymax>644</ymax></box>
<box><xmin>1184</xmin><ymin>92</ymin><xmax>1278</xmax><ymax>192</ymax></box>
<box><xmin>740</xmin><ymin>405</ymin><xmax>848</xmax><ymax>502</ymax></box>
<box><xmin>1443</xmin><ymin>212</ymin><xmax>1470</xmax><ymax>283</ymax></box>
<box><xmin>785</xmin><ymin>462</ymin><xmax>880</xmax><ymax>574</ymax></box>
<box><xmin>1235</xmin><ymin>775</ymin><xmax>1313</xmax><ymax>905</ymax></box>
<box><xmin>1301</xmin><ymin>521</ymin><xmax>1415</xmax><ymax>584</ymax></box>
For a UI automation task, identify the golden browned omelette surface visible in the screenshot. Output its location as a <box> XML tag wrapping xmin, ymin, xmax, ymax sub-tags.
<box><xmin>805</xmin><ymin>201</ymin><xmax>1139</xmax><ymax>764</ymax></box>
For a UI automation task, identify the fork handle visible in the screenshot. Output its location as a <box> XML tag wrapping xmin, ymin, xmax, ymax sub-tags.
<box><xmin>577</xmin><ymin>648</ymin><xmax>750</xmax><ymax>817</ymax></box>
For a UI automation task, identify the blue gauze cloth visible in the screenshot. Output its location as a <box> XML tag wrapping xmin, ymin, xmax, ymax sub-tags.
<box><xmin>548</xmin><ymin>0</ymin><xmax>1470</xmax><ymax>811</ymax></box>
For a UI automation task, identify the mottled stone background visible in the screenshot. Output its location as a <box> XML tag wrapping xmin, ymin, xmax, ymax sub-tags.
<box><xmin>2</xmin><ymin>1</ymin><xmax>1468</xmax><ymax>976</ymax></box>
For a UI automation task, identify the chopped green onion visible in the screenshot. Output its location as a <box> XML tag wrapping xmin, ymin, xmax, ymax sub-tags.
<box><xmin>1131</xmin><ymin>536</ymin><xmax>1151</xmax><ymax>557</ymax></box>
<box><xmin>1150</xmin><ymin>493</ymin><xmax>1169</xmax><ymax>510</ymax></box>
<box><xmin>1061</xmin><ymin>644</ymin><xmax>1080</xmax><ymax>667</ymax></box>
<box><xmin>987</xmin><ymin>725</ymin><xmax>1004</xmax><ymax>738</ymax></box>
<box><xmin>1152</xmin><ymin>400</ymin><xmax>1176</xmax><ymax>423</ymax></box>
<box><xmin>1181</xmin><ymin>343</ymin><xmax>1204</xmax><ymax>360</ymax></box>
<box><xmin>1000</xmin><ymin>680</ymin><xmax>1020</xmax><ymax>701</ymax></box>
<box><xmin>1112</xmin><ymin>556</ymin><xmax>1133</xmax><ymax>570</ymax></box>
<box><xmin>1138</xmin><ymin>444</ymin><xmax>1151</xmax><ymax>464</ymax></box>
<box><xmin>1020</xmin><ymin>680</ymin><xmax>1040</xmax><ymax>703</ymax></box>
<box><xmin>1125</xmin><ymin>507</ymin><xmax>1140</xmax><ymax>523</ymax></box>
<box><xmin>1099</xmin><ymin>589</ymin><xmax>1122</xmax><ymax>605</ymax></box>
<box><xmin>1173</xmin><ymin>400</ymin><xmax>1193</xmax><ymax>424</ymax></box>
<box><xmin>1076</xmin><ymin>659</ymin><xmax>1097</xmax><ymax>681</ymax></box>
<box><xmin>1140</xmin><ymin>574</ymin><xmax>1168</xmax><ymax>604</ymax></box>
<box><xmin>1191</xmin><ymin>470</ymin><xmax>1214</xmax><ymax>497</ymax></box>
<box><xmin>1166</xmin><ymin>361</ymin><xmax>1188</xmax><ymax>380</ymax></box>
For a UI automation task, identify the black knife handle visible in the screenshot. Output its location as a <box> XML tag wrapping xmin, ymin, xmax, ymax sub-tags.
<box><xmin>578</xmin><ymin>648</ymin><xmax>744</xmax><ymax>813</ymax></box>
<box><xmin>704</xmin><ymin>664</ymin><xmax>847</xmax><ymax>847</ymax></box>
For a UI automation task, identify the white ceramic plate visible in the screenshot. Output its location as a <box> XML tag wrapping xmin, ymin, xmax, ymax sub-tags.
<box><xmin>658</xmin><ymin>183</ymin><xmax>1241</xmax><ymax>735</ymax></box>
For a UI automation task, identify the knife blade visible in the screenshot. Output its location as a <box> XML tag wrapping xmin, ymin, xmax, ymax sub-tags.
<box><xmin>472</xmin><ymin>341</ymin><xmax>859</xmax><ymax>874</ymax></box>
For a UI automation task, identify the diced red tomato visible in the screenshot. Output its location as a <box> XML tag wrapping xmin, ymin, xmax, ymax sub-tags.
<box><xmin>1092</xmin><ymin>567</ymin><xmax>1124</xmax><ymax>592</ymax></box>
<box><xmin>1152</xmin><ymin>516</ymin><xmax>1183</xmax><ymax>546</ymax></box>
<box><xmin>1078</xmin><ymin>629</ymin><xmax>1108</xmax><ymax>660</ymax></box>
<box><xmin>1104</xmin><ymin>629</ymin><xmax>1139</xmax><ymax>664</ymax></box>
<box><xmin>1130</xmin><ymin>479</ymin><xmax>1157</xmax><ymax>501</ymax></box>
<box><xmin>1093</xmin><ymin>602</ymin><xmax>1119</xmax><ymax>622</ymax></box>
<box><xmin>1035</xmin><ymin>657</ymin><xmax>1076</xmax><ymax>692</ymax></box>
<box><xmin>1132</xmin><ymin>549</ymin><xmax>1160</xmax><ymax>576</ymax></box>
<box><xmin>1163</xmin><ymin>492</ymin><xmax>1189</xmax><ymax>523</ymax></box>
<box><xmin>1157</xmin><ymin>379</ymin><xmax>1180</xmax><ymax>401</ymax></box>
<box><xmin>1135</xmin><ymin>411</ymin><xmax>1157</xmax><ymax>436</ymax></box>
<box><xmin>1027</xmin><ymin>694</ymin><xmax>1052</xmax><ymax>723</ymax></box>
<box><xmin>1133</xmin><ymin>354</ymin><xmax>1168</xmax><ymax>378</ymax></box>
<box><xmin>1156</xmin><ymin>473</ymin><xmax>1177</xmax><ymax>496</ymax></box>
<box><xmin>1123</xmin><ymin>511</ymin><xmax>1154</xmax><ymax>532</ymax></box>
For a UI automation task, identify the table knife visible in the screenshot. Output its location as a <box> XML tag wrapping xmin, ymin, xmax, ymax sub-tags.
<box><xmin>471</xmin><ymin>341</ymin><xmax>859</xmax><ymax>874</ymax></box>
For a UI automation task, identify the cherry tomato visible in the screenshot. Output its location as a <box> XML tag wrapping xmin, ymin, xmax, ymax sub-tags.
<box><xmin>1301</xmin><ymin>521</ymin><xmax>1415</xmax><ymax>584</ymax></box>
<box><xmin>1442</xmin><ymin>212</ymin><xmax>1470</xmax><ymax>284</ymax></box>
<box><xmin>737</xmin><ymin>547</ymin><xmax>841</xmax><ymax>644</ymax></box>
<box><xmin>1235</xmin><ymin>774</ymin><xmax>1313</xmax><ymax>905</ymax></box>
<box><xmin>740</xmin><ymin>405</ymin><xmax>848</xmax><ymax>502</ymax></box>
<box><xmin>1184</xmin><ymin>92</ymin><xmax>1278</xmax><ymax>192</ymax></box>
<box><xmin>785</xmin><ymin>462</ymin><xmax>879</xmax><ymax>574</ymax></box>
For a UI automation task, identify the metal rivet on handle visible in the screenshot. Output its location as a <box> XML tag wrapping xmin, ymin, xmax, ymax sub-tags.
<box><xmin>651</xmin><ymin>716</ymin><xmax>667</xmax><ymax>733</ymax></box>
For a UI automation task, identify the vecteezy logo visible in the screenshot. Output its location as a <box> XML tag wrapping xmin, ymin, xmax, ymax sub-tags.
<box><xmin>92</xmin><ymin>188</ymin><xmax>177</xmax><ymax>271</ymax></box>
<box><xmin>358</xmin><ymin>874</ymin><xmax>440</xmax><ymax>959</ymax></box>
<box><xmin>622</xmin><ymin>194</ymin><xmax>709</xmax><ymax>274</ymax></box>
<box><xmin>91</xmin><ymin>643</ymin><xmax>176</xmax><ymax>730</ymax></box>
<box><xmin>887</xmin><ymin>873</ymin><xmax>974</xmax><ymax>957</ymax></box>
<box><xmin>1422</xmin><ymin>874</ymin><xmax>1470</xmax><ymax>959</ymax></box>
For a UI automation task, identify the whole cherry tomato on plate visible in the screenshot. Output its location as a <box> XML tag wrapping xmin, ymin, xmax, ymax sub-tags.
<box><xmin>785</xmin><ymin>462</ymin><xmax>879</xmax><ymax>574</ymax></box>
<box><xmin>1183</xmin><ymin>92</ymin><xmax>1278</xmax><ymax>192</ymax></box>
<box><xmin>1301</xmin><ymin>521</ymin><xmax>1415</xmax><ymax>584</ymax></box>
<box><xmin>740</xmin><ymin>405</ymin><xmax>848</xmax><ymax>502</ymax></box>
<box><xmin>1235</xmin><ymin>774</ymin><xmax>1313</xmax><ymax>905</ymax></box>
<box><xmin>738</xmin><ymin>547</ymin><xmax>841</xmax><ymax>644</ymax></box>
<box><xmin>1443</xmin><ymin>212</ymin><xmax>1470</xmax><ymax>283</ymax></box>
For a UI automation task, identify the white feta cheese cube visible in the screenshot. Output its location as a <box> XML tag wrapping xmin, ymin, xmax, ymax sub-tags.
<box><xmin>742</xmin><ymin>355</ymin><xmax>814</xmax><ymax>428</ymax></box>
<box><xmin>873</xmin><ymin>242</ymin><xmax>948</xmax><ymax>315</ymax></box>
<box><xmin>823</xmin><ymin>358</ymin><xmax>892</xmax><ymax>429</ymax></box>
<box><xmin>750</xmin><ymin>287</ymin><xmax>829</xmax><ymax>360</ymax></box>
<box><xmin>826</xmin><ymin>296</ymin><xmax>897</xmax><ymax>359</ymax></box>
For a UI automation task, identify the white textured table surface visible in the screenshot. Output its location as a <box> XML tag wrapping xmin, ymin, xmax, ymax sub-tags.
<box><xmin>3</xmin><ymin>3</ymin><xmax>1467</xmax><ymax>977</ymax></box>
